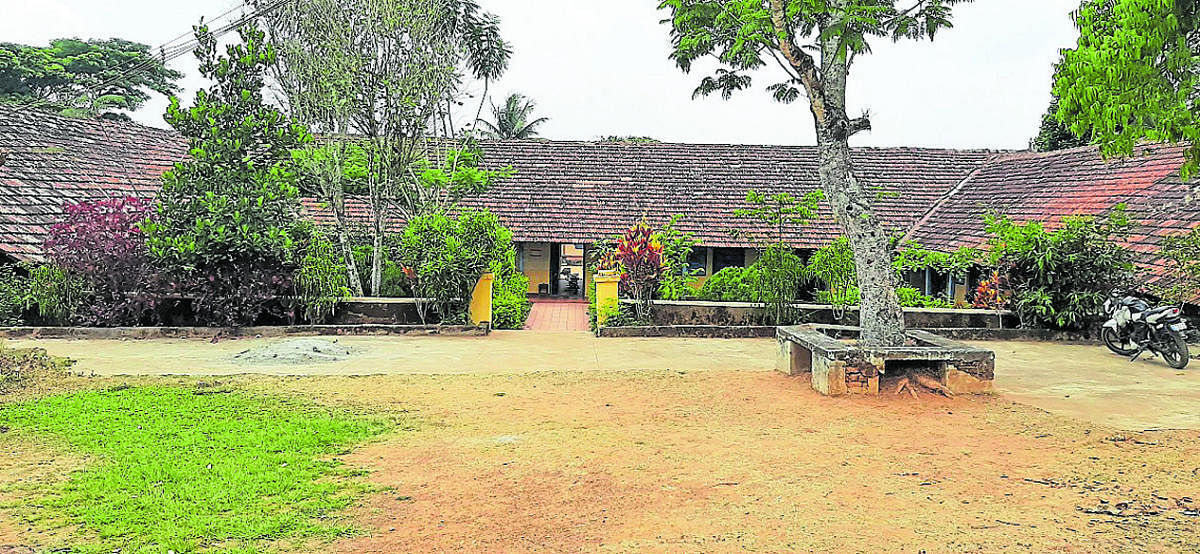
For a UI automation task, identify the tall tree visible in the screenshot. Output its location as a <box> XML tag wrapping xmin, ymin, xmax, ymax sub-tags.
<box><xmin>1054</xmin><ymin>0</ymin><xmax>1200</xmax><ymax>176</ymax></box>
<box><xmin>1031</xmin><ymin>97</ymin><xmax>1091</xmax><ymax>152</ymax></box>
<box><xmin>659</xmin><ymin>0</ymin><xmax>971</xmax><ymax>347</ymax></box>
<box><xmin>256</xmin><ymin>0</ymin><xmax>511</xmax><ymax>295</ymax></box>
<box><xmin>0</xmin><ymin>38</ymin><xmax>182</xmax><ymax>120</ymax></box>
<box><xmin>144</xmin><ymin>23</ymin><xmax>311</xmax><ymax>326</ymax></box>
<box><xmin>478</xmin><ymin>92</ymin><xmax>550</xmax><ymax>139</ymax></box>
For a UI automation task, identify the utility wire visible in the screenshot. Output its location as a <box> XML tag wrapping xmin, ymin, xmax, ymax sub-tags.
<box><xmin>11</xmin><ymin>0</ymin><xmax>291</xmax><ymax>115</ymax></box>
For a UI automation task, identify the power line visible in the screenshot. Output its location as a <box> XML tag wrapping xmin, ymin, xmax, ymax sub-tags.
<box><xmin>9</xmin><ymin>1</ymin><xmax>250</xmax><ymax>113</ymax></box>
<box><xmin>11</xmin><ymin>0</ymin><xmax>292</xmax><ymax>115</ymax></box>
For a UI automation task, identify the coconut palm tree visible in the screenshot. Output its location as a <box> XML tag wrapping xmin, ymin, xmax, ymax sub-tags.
<box><xmin>477</xmin><ymin>93</ymin><xmax>549</xmax><ymax>139</ymax></box>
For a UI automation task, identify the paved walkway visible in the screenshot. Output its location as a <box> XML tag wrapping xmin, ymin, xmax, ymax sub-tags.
<box><xmin>524</xmin><ymin>300</ymin><xmax>589</xmax><ymax>331</ymax></box>
<box><xmin>11</xmin><ymin>331</ymin><xmax>774</xmax><ymax>376</ymax></box>
<box><xmin>9</xmin><ymin>335</ymin><xmax>1200</xmax><ymax>430</ymax></box>
<box><xmin>973</xmin><ymin>340</ymin><xmax>1200</xmax><ymax>431</ymax></box>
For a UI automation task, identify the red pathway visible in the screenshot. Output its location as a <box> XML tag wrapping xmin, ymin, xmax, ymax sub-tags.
<box><xmin>523</xmin><ymin>298</ymin><xmax>589</xmax><ymax>331</ymax></box>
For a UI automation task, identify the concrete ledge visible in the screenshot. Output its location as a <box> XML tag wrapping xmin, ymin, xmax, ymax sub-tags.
<box><xmin>0</xmin><ymin>325</ymin><xmax>490</xmax><ymax>340</ymax></box>
<box><xmin>597</xmin><ymin>324</ymin><xmax>1102</xmax><ymax>343</ymax></box>
<box><xmin>926</xmin><ymin>327</ymin><xmax>1096</xmax><ymax>343</ymax></box>
<box><xmin>597</xmin><ymin>325</ymin><xmax>777</xmax><ymax>338</ymax></box>
<box><xmin>629</xmin><ymin>299</ymin><xmax>1017</xmax><ymax>329</ymax></box>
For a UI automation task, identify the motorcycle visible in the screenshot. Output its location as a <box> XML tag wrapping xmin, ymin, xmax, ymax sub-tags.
<box><xmin>1101</xmin><ymin>291</ymin><xmax>1191</xmax><ymax>369</ymax></box>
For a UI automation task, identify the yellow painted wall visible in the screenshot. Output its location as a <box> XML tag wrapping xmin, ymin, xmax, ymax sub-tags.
<box><xmin>522</xmin><ymin>242</ymin><xmax>552</xmax><ymax>294</ymax></box>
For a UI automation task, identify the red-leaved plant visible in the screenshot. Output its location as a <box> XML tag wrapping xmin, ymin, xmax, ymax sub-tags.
<box><xmin>972</xmin><ymin>269</ymin><xmax>1011</xmax><ymax>310</ymax></box>
<box><xmin>44</xmin><ymin>197</ymin><xmax>161</xmax><ymax>326</ymax></box>
<box><xmin>615</xmin><ymin>221</ymin><xmax>666</xmax><ymax>321</ymax></box>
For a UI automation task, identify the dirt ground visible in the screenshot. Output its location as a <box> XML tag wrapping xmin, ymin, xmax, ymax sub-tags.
<box><xmin>2</xmin><ymin>369</ymin><xmax>1199</xmax><ymax>552</ymax></box>
<box><xmin>276</xmin><ymin>371</ymin><xmax>1200</xmax><ymax>552</ymax></box>
<box><xmin>11</xmin><ymin>334</ymin><xmax>1200</xmax><ymax>431</ymax></box>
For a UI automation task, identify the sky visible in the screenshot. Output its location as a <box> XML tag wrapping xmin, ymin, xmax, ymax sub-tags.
<box><xmin>0</xmin><ymin>0</ymin><xmax>1082</xmax><ymax>149</ymax></box>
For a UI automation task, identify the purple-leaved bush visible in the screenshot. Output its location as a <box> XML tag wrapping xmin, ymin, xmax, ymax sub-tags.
<box><xmin>44</xmin><ymin>197</ymin><xmax>161</xmax><ymax>326</ymax></box>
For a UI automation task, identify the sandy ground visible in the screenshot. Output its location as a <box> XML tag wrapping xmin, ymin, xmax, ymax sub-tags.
<box><xmin>2</xmin><ymin>364</ymin><xmax>1199</xmax><ymax>551</ymax></box>
<box><xmin>10</xmin><ymin>334</ymin><xmax>1200</xmax><ymax>431</ymax></box>
<box><xmin>283</xmin><ymin>371</ymin><xmax>1199</xmax><ymax>552</ymax></box>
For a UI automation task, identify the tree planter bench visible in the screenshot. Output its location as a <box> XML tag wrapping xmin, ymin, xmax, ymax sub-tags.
<box><xmin>776</xmin><ymin>325</ymin><xmax>994</xmax><ymax>396</ymax></box>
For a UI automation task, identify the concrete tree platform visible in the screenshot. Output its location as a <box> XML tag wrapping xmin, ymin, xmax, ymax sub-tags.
<box><xmin>777</xmin><ymin>325</ymin><xmax>995</xmax><ymax>396</ymax></box>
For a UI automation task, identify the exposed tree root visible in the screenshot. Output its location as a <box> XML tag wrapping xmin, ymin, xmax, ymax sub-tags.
<box><xmin>892</xmin><ymin>372</ymin><xmax>954</xmax><ymax>398</ymax></box>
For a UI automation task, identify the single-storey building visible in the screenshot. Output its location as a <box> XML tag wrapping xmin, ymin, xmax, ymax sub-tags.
<box><xmin>1</xmin><ymin>105</ymin><xmax>1197</xmax><ymax>303</ymax></box>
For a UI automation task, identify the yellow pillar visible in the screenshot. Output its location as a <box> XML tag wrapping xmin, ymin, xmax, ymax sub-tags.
<box><xmin>469</xmin><ymin>273</ymin><xmax>495</xmax><ymax>326</ymax></box>
<box><xmin>593</xmin><ymin>270</ymin><xmax>621</xmax><ymax>326</ymax></box>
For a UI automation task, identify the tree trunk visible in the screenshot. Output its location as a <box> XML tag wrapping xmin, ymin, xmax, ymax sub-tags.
<box><xmin>809</xmin><ymin>13</ymin><xmax>907</xmax><ymax>348</ymax></box>
<box><xmin>815</xmin><ymin>134</ymin><xmax>907</xmax><ymax>347</ymax></box>
<box><xmin>370</xmin><ymin>218</ymin><xmax>384</xmax><ymax>297</ymax></box>
<box><xmin>331</xmin><ymin>207</ymin><xmax>364</xmax><ymax>297</ymax></box>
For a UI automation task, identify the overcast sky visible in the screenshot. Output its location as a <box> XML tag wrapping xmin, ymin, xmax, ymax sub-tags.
<box><xmin>1</xmin><ymin>0</ymin><xmax>1081</xmax><ymax>149</ymax></box>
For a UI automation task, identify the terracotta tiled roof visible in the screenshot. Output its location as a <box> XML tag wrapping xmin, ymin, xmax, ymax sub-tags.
<box><xmin>906</xmin><ymin>144</ymin><xmax>1199</xmax><ymax>299</ymax></box>
<box><xmin>447</xmin><ymin>140</ymin><xmax>1000</xmax><ymax>248</ymax></box>
<box><xmin>0</xmin><ymin>105</ymin><xmax>187</xmax><ymax>261</ymax></box>
<box><xmin>3</xmin><ymin>107</ymin><xmax>1198</xmax><ymax>302</ymax></box>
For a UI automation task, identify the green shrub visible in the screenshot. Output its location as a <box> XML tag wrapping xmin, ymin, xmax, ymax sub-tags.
<box><xmin>895</xmin><ymin>287</ymin><xmax>954</xmax><ymax>309</ymax></box>
<box><xmin>396</xmin><ymin>209</ymin><xmax>523</xmax><ymax>325</ymax></box>
<box><xmin>698</xmin><ymin>266</ymin><xmax>762</xmax><ymax>302</ymax></box>
<box><xmin>25</xmin><ymin>264</ymin><xmax>85</xmax><ymax>326</ymax></box>
<box><xmin>293</xmin><ymin>232</ymin><xmax>351</xmax><ymax>323</ymax></box>
<box><xmin>351</xmin><ymin>244</ymin><xmax>412</xmax><ymax>298</ymax></box>
<box><xmin>804</xmin><ymin>237</ymin><xmax>857</xmax><ymax>307</ymax></box>
<box><xmin>754</xmin><ymin>247</ymin><xmax>808</xmax><ymax>324</ymax></box>
<box><xmin>492</xmin><ymin>270</ymin><xmax>531</xmax><ymax>330</ymax></box>
<box><xmin>655</xmin><ymin>215</ymin><xmax>702</xmax><ymax>300</ymax></box>
<box><xmin>0</xmin><ymin>266</ymin><xmax>27</xmax><ymax>326</ymax></box>
<box><xmin>983</xmin><ymin>208</ymin><xmax>1134</xmax><ymax>329</ymax></box>
<box><xmin>588</xmin><ymin>300</ymin><xmax>641</xmax><ymax>331</ymax></box>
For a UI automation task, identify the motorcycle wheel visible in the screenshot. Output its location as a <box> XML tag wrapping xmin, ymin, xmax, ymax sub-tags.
<box><xmin>1102</xmin><ymin>328</ymin><xmax>1139</xmax><ymax>356</ymax></box>
<box><xmin>1161</xmin><ymin>331</ymin><xmax>1191</xmax><ymax>370</ymax></box>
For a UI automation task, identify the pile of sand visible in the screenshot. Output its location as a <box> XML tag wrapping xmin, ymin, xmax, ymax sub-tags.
<box><xmin>233</xmin><ymin>338</ymin><xmax>357</xmax><ymax>365</ymax></box>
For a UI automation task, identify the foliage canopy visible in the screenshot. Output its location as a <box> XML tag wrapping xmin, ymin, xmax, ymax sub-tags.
<box><xmin>1054</xmin><ymin>0</ymin><xmax>1200</xmax><ymax>176</ymax></box>
<box><xmin>0</xmin><ymin>38</ymin><xmax>181</xmax><ymax>120</ymax></box>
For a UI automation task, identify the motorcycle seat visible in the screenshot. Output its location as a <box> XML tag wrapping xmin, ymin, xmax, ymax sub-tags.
<box><xmin>1144</xmin><ymin>306</ymin><xmax>1182</xmax><ymax>324</ymax></box>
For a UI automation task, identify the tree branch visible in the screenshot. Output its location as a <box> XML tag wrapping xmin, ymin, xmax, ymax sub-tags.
<box><xmin>847</xmin><ymin>116</ymin><xmax>872</xmax><ymax>137</ymax></box>
<box><xmin>768</xmin><ymin>0</ymin><xmax>826</xmax><ymax>122</ymax></box>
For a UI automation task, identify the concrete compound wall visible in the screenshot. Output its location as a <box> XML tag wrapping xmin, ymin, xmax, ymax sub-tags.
<box><xmin>637</xmin><ymin>300</ymin><xmax>1016</xmax><ymax>329</ymax></box>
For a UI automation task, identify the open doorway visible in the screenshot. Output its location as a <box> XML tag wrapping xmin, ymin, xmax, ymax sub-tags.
<box><xmin>551</xmin><ymin>243</ymin><xmax>585</xmax><ymax>298</ymax></box>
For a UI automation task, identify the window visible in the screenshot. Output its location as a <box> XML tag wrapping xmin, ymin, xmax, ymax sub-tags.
<box><xmin>712</xmin><ymin>248</ymin><xmax>746</xmax><ymax>272</ymax></box>
<box><xmin>686</xmin><ymin>247</ymin><xmax>708</xmax><ymax>276</ymax></box>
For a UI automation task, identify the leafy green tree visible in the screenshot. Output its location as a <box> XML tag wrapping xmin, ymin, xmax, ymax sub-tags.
<box><xmin>731</xmin><ymin>190</ymin><xmax>822</xmax><ymax>325</ymax></box>
<box><xmin>292</xmin><ymin>142</ymin><xmax>369</xmax><ymax>296</ymax></box>
<box><xmin>659</xmin><ymin>0</ymin><xmax>970</xmax><ymax>346</ymax></box>
<box><xmin>256</xmin><ymin>0</ymin><xmax>512</xmax><ymax>295</ymax></box>
<box><xmin>1155</xmin><ymin>227</ymin><xmax>1200</xmax><ymax>306</ymax></box>
<box><xmin>0</xmin><ymin>38</ymin><xmax>181</xmax><ymax>120</ymax></box>
<box><xmin>1054</xmin><ymin>0</ymin><xmax>1200</xmax><ymax>176</ymax></box>
<box><xmin>478</xmin><ymin>93</ymin><xmax>550</xmax><ymax>139</ymax></box>
<box><xmin>144</xmin><ymin>23</ymin><xmax>313</xmax><ymax>326</ymax></box>
<box><xmin>1031</xmin><ymin>98</ymin><xmax>1091</xmax><ymax>152</ymax></box>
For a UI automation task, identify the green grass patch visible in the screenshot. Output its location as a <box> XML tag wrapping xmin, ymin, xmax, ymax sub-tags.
<box><xmin>0</xmin><ymin>386</ymin><xmax>390</xmax><ymax>553</ymax></box>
